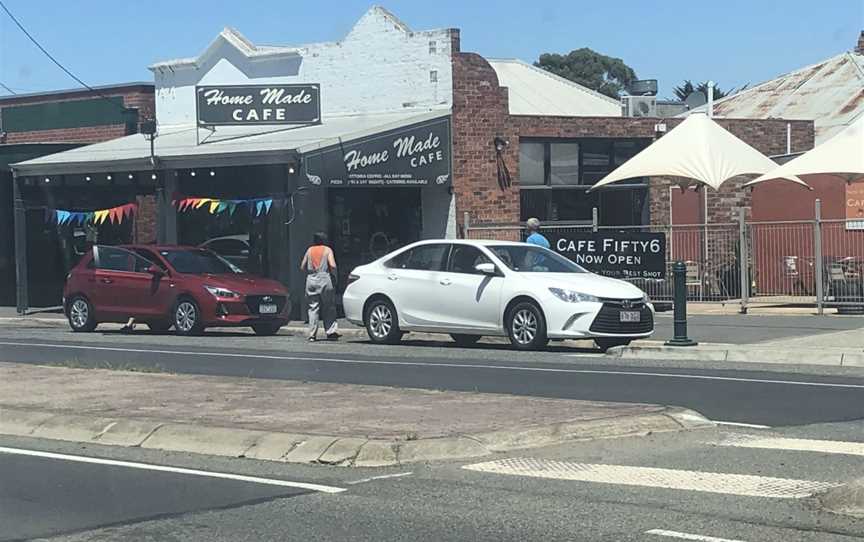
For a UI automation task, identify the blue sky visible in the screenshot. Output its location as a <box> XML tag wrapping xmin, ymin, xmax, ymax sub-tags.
<box><xmin>0</xmin><ymin>0</ymin><xmax>860</xmax><ymax>99</ymax></box>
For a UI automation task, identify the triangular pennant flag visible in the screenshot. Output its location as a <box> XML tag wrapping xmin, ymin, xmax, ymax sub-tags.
<box><xmin>85</xmin><ymin>212</ymin><xmax>95</xmax><ymax>224</ymax></box>
<box><xmin>228</xmin><ymin>202</ymin><xmax>238</xmax><ymax>215</ymax></box>
<box><xmin>216</xmin><ymin>202</ymin><xmax>228</xmax><ymax>214</ymax></box>
<box><xmin>208</xmin><ymin>200</ymin><xmax>220</xmax><ymax>214</ymax></box>
<box><xmin>94</xmin><ymin>210</ymin><xmax>108</xmax><ymax>225</ymax></box>
<box><xmin>263</xmin><ymin>199</ymin><xmax>272</xmax><ymax>213</ymax></box>
<box><xmin>193</xmin><ymin>198</ymin><xmax>210</xmax><ymax>209</ymax></box>
<box><xmin>255</xmin><ymin>200</ymin><xmax>264</xmax><ymax>216</ymax></box>
<box><xmin>108</xmin><ymin>208</ymin><xmax>118</xmax><ymax>224</ymax></box>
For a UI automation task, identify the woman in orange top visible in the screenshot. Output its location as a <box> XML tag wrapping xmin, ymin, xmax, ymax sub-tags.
<box><xmin>300</xmin><ymin>232</ymin><xmax>339</xmax><ymax>341</ymax></box>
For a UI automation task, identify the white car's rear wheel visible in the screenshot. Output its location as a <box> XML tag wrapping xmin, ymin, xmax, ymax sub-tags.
<box><xmin>506</xmin><ymin>301</ymin><xmax>548</xmax><ymax>350</ymax></box>
<box><xmin>365</xmin><ymin>298</ymin><xmax>402</xmax><ymax>344</ymax></box>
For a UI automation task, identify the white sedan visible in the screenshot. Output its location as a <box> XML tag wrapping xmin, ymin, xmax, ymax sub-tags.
<box><xmin>343</xmin><ymin>240</ymin><xmax>654</xmax><ymax>350</ymax></box>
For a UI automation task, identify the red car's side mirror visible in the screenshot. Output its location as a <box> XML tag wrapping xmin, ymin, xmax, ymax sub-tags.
<box><xmin>146</xmin><ymin>265</ymin><xmax>165</xmax><ymax>276</ymax></box>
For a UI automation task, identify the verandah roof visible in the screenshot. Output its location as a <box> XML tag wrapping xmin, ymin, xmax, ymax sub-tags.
<box><xmin>11</xmin><ymin>110</ymin><xmax>449</xmax><ymax>176</ymax></box>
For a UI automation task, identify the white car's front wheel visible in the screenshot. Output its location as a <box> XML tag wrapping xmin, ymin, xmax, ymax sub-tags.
<box><xmin>506</xmin><ymin>301</ymin><xmax>548</xmax><ymax>351</ymax></box>
<box><xmin>365</xmin><ymin>298</ymin><xmax>402</xmax><ymax>345</ymax></box>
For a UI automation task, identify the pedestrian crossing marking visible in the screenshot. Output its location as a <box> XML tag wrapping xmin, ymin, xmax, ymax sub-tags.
<box><xmin>462</xmin><ymin>458</ymin><xmax>838</xmax><ymax>499</ymax></box>
<box><xmin>722</xmin><ymin>436</ymin><xmax>864</xmax><ymax>457</ymax></box>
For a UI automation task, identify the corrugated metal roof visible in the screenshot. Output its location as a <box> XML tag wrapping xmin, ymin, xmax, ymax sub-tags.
<box><xmin>11</xmin><ymin>110</ymin><xmax>448</xmax><ymax>175</ymax></box>
<box><xmin>688</xmin><ymin>50</ymin><xmax>864</xmax><ymax>144</ymax></box>
<box><xmin>487</xmin><ymin>59</ymin><xmax>621</xmax><ymax>117</ymax></box>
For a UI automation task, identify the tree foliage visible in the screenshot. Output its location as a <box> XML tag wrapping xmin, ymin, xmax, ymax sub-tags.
<box><xmin>534</xmin><ymin>48</ymin><xmax>637</xmax><ymax>99</ymax></box>
<box><xmin>673</xmin><ymin>80</ymin><xmax>730</xmax><ymax>101</ymax></box>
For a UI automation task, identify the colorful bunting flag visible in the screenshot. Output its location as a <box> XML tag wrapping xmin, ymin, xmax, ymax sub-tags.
<box><xmin>47</xmin><ymin>203</ymin><xmax>137</xmax><ymax>226</ymax></box>
<box><xmin>174</xmin><ymin>196</ymin><xmax>280</xmax><ymax>217</ymax></box>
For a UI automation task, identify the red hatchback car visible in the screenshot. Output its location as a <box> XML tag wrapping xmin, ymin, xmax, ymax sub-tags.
<box><xmin>63</xmin><ymin>245</ymin><xmax>291</xmax><ymax>335</ymax></box>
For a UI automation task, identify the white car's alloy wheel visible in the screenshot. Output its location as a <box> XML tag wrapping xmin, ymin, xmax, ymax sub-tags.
<box><xmin>511</xmin><ymin>308</ymin><xmax>538</xmax><ymax>345</ymax></box>
<box><xmin>369</xmin><ymin>304</ymin><xmax>392</xmax><ymax>339</ymax></box>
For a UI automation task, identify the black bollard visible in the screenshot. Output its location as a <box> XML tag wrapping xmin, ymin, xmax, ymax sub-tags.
<box><xmin>665</xmin><ymin>261</ymin><xmax>698</xmax><ymax>347</ymax></box>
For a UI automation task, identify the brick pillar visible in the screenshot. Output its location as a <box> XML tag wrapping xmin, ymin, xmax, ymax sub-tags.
<box><xmin>451</xmin><ymin>52</ymin><xmax>520</xmax><ymax>231</ymax></box>
<box><xmin>135</xmin><ymin>195</ymin><xmax>158</xmax><ymax>244</ymax></box>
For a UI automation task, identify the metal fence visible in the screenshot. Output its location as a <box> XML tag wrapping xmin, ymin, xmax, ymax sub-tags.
<box><xmin>464</xmin><ymin>202</ymin><xmax>864</xmax><ymax>313</ymax></box>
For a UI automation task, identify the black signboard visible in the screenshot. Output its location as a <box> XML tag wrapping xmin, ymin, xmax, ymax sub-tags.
<box><xmin>196</xmin><ymin>84</ymin><xmax>320</xmax><ymax>126</ymax></box>
<box><xmin>303</xmin><ymin>116</ymin><xmax>451</xmax><ymax>187</ymax></box>
<box><xmin>550</xmin><ymin>231</ymin><xmax>666</xmax><ymax>279</ymax></box>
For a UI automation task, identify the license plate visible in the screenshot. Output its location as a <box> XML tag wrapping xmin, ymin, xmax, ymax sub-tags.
<box><xmin>620</xmin><ymin>311</ymin><xmax>640</xmax><ymax>323</ymax></box>
<box><xmin>259</xmin><ymin>304</ymin><xmax>278</xmax><ymax>314</ymax></box>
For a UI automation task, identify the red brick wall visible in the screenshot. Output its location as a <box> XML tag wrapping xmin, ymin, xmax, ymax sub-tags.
<box><xmin>451</xmin><ymin>52</ymin><xmax>520</xmax><ymax>230</ymax></box>
<box><xmin>450</xmin><ymin>51</ymin><xmax>815</xmax><ymax>230</ymax></box>
<box><xmin>1</xmin><ymin>87</ymin><xmax>155</xmax><ymax>145</ymax></box>
<box><xmin>135</xmin><ymin>195</ymin><xmax>158</xmax><ymax>244</ymax></box>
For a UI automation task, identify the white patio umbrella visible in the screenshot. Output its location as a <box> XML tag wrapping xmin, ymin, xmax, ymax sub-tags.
<box><xmin>746</xmin><ymin>115</ymin><xmax>864</xmax><ymax>186</ymax></box>
<box><xmin>590</xmin><ymin>112</ymin><xmax>810</xmax><ymax>191</ymax></box>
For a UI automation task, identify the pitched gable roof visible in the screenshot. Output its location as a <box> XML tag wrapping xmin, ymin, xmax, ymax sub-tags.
<box><xmin>487</xmin><ymin>59</ymin><xmax>621</xmax><ymax>117</ymax></box>
<box><xmin>689</xmin><ymin>50</ymin><xmax>864</xmax><ymax>144</ymax></box>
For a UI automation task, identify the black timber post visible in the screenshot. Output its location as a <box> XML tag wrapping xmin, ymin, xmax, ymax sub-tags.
<box><xmin>12</xmin><ymin>171</ymin><xmax>28</xmax><ymax>314</ymax></box>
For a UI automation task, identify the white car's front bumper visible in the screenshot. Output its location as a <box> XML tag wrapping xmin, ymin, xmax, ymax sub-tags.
<box><xmin>542</xmin><ymin>299</ymin><xmax>655</xmax><ymax>340</ymax></box>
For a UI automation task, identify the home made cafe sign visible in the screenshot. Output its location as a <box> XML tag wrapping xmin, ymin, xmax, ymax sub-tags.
<box><xmin>304</xmin><ymin>117</ymin><xmax>451</xmax><ymax>187</ymax></box>
<box><xmin>551</xmin><ymin>231</ymin><xmax>667</xmax><ymax>279</ymax></box>
<box><xmin>196</xmin><ymin>84</ymin><xmax>321</xmax><ymax>126</ymax></box>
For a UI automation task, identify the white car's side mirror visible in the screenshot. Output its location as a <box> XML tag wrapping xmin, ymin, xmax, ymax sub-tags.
<box><xmin>475</xmin><ymin>263</ymin><xmax>497</xmax><ymax>275</ymax></box>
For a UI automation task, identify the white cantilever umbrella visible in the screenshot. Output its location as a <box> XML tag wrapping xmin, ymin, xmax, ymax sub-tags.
<box><xmin>590</xmin><ymin>112</ymin><xmax>810</xmax><ymax>191</ymax></box>
<box><xmin>747</xmin><ymin>115</ymin><xmax>864</xmax><ymax>186</ymax></box>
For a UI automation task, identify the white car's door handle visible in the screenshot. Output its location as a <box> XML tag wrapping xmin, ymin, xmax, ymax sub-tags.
<box><xmin>387</xmin><ymin>273</ymin><xmax>398</xmax><ymax>281</ymax></box>
<box><xmin>440</xmin><ymin>278</ymin><xmax>452</xmax><ymax>285</ymax></box>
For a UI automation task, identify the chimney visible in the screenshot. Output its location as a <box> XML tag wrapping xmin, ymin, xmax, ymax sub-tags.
<box><xmin>857</xmin><ymin>31</ymin><xmax>864</xmax><ymax>54</ymax></box>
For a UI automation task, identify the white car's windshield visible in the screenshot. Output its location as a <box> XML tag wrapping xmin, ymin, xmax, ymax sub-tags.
<box><xmin>488</xmin><ymin>245</ymin><xmax>587</xmax><ymax>273</ymax></box>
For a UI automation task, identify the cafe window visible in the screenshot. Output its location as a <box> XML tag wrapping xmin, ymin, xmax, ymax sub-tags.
<box><xmin>519</xmin><ymin>142</ymin><xmax>545</xmax><ymax>186</ymax></box>
<box><xmin>518</xmin><ymin>138</ymin><xmax>650</xmax><ymax>225</ymax></box>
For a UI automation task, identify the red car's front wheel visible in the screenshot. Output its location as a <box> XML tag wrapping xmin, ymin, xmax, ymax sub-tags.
<box><xmin>173</xmin><ymin>298</ymin><xmax>204</xmax><ymax>336</ymax></box>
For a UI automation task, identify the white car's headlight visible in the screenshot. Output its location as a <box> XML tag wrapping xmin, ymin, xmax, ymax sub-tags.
<box><xmin>549</xmin><ymin>287</ymin><xmax>600</xmax><ymax>303</ymax></box>
<box><xmin>205</xmin><ymin>285</ymin><xmax>240</xmax><ymax>299</ymax></box>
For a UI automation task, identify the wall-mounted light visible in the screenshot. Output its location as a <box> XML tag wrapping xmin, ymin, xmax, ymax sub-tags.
<box><xmin>209</xmin><ymin>170</ymin><xmax>215</xmax><ymax>177</ymax></box>
<box><xmin>106</xmin><ymin>175</ymin><xmax>112</xmax><ymax>181</ymax></box>
<box><xmin>128</xmin><ymin>173</ymin><xmax>134</xmax><ymax>180</ymax></box>
<box><xmin>288</xmin><ymin>164</ymin><xmax>296</xmax><ymax>174</ymax></box>
<box><xmin>151</xmin><ymin>173</ymin><xmax>157</xmax><ymax>180</ymax></box>
<box><xmin>493</xmin><ymin>136</ymin><xmax>509</xmax><ymax>152</ymax></box>
<box><xmin>44</xmin><ymin>177</ymin><xmax>50</xmax><ymax>184</ymax></box>
<box><xmin>85</xmin><ymin>176</ymin><xmax>91</xmax><ymax>182</ymax></box>
<box><xmin>190</xmin><ymin>171</ymin><xmax>197</xmax><ymax>177</ymax></box>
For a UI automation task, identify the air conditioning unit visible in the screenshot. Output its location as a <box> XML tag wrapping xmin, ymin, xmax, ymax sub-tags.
<box><xmin>622</xmin><ymin>95</ymin><xmax>657</xmax><ymax>117</ymax></box>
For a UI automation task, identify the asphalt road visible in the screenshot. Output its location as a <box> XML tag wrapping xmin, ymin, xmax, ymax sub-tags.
<box><xmin>0</xmin><ymin>327</ymin><xmax>863</xmax><ymax>427</ymax></box>
<box><xmin>2</xmin><ymin>419</ymin><xmax>862</xmax><ymax>541</ymax></box>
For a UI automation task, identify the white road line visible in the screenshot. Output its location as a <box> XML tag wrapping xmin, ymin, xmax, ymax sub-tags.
<box><xmin>0</xmin><ymin>446</ymin><xmax>345</xmax><ymax>494</ymax></box>
<box><xmin>723</xmin><ymin>437</ymin><xmax>864</xmax><ymax>457</ymax></box>
<box><xmin>347</xmin><ymin>472</ymin><xmax>413</xmax><ymax>485</ymax></box>
<box><xmin>1</xmin><ymin>340</ymin><xmax>863</xmax><ymax>389</ymax></box>
<box><xmin>462</xmin><ymin>458</ymin><xmax>838</xmax><ymax>498</ymax></box>
<box><xmin>645</xmin><ymin>529</ymin><xmax>747</xmax><ymax>542</ymax></box>
<box><xmin>712</xmin><ymin>421</ymin><xmax>772</xmax><ymax>429</ymax></box>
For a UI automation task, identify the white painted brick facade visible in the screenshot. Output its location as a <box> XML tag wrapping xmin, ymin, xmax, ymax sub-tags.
<box><xmin>152</xmin><ymin>7</ymin><xmax>454</xmax><ymax>127</ymax></box>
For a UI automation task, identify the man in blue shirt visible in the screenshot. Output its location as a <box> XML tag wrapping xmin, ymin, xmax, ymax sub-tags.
<box><xmin>525</xmin><ymin>217</ymin><xmax>550</xmax><ymax>248</ymax></box>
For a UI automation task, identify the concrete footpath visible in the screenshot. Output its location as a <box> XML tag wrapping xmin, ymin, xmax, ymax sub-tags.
<box><xmin>613</xmin><ymin>325</ymin><xmax>864</xmax><ymax>367</ymax></box>
<box><xmin>0</xmin><ymin>362</ymin><xmax>710</xmax><ymax>467</ymax></box>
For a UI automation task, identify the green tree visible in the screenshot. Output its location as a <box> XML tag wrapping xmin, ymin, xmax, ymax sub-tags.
<box><xmin>673</xmin><ymin>80</ymin><xmax>730</xmax><ymax>101</ymax></box>
<box><xmin>534</xmin><ymin>48</ymin><xmax>637</xmax><ymax>99</ymax></box>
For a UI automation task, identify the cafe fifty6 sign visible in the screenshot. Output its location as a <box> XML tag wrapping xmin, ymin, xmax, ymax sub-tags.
<box><xmin>551</xmin><ymin>231</ymin><xmax>666</xmax><ymax>279</ymax></box>
<box><xmin>304</xmin><ymin>117</ymin><xmax>451</xmax><ymax>187</ymax></box>
<box><xmin>196</xmin><ymin>84</ymin><xmax>321</xmax><ymax>126</ymax></box>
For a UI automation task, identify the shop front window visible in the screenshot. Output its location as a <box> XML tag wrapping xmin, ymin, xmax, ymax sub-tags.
<box><xmin>519</xmin><ymin>138</ymin><xmax>650</xmax><ymax>226</ymax></box>
<box><xmin>550</xmin><ymin>143</ymin><xmax>580</xmax><ymax>186</ymax></box>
